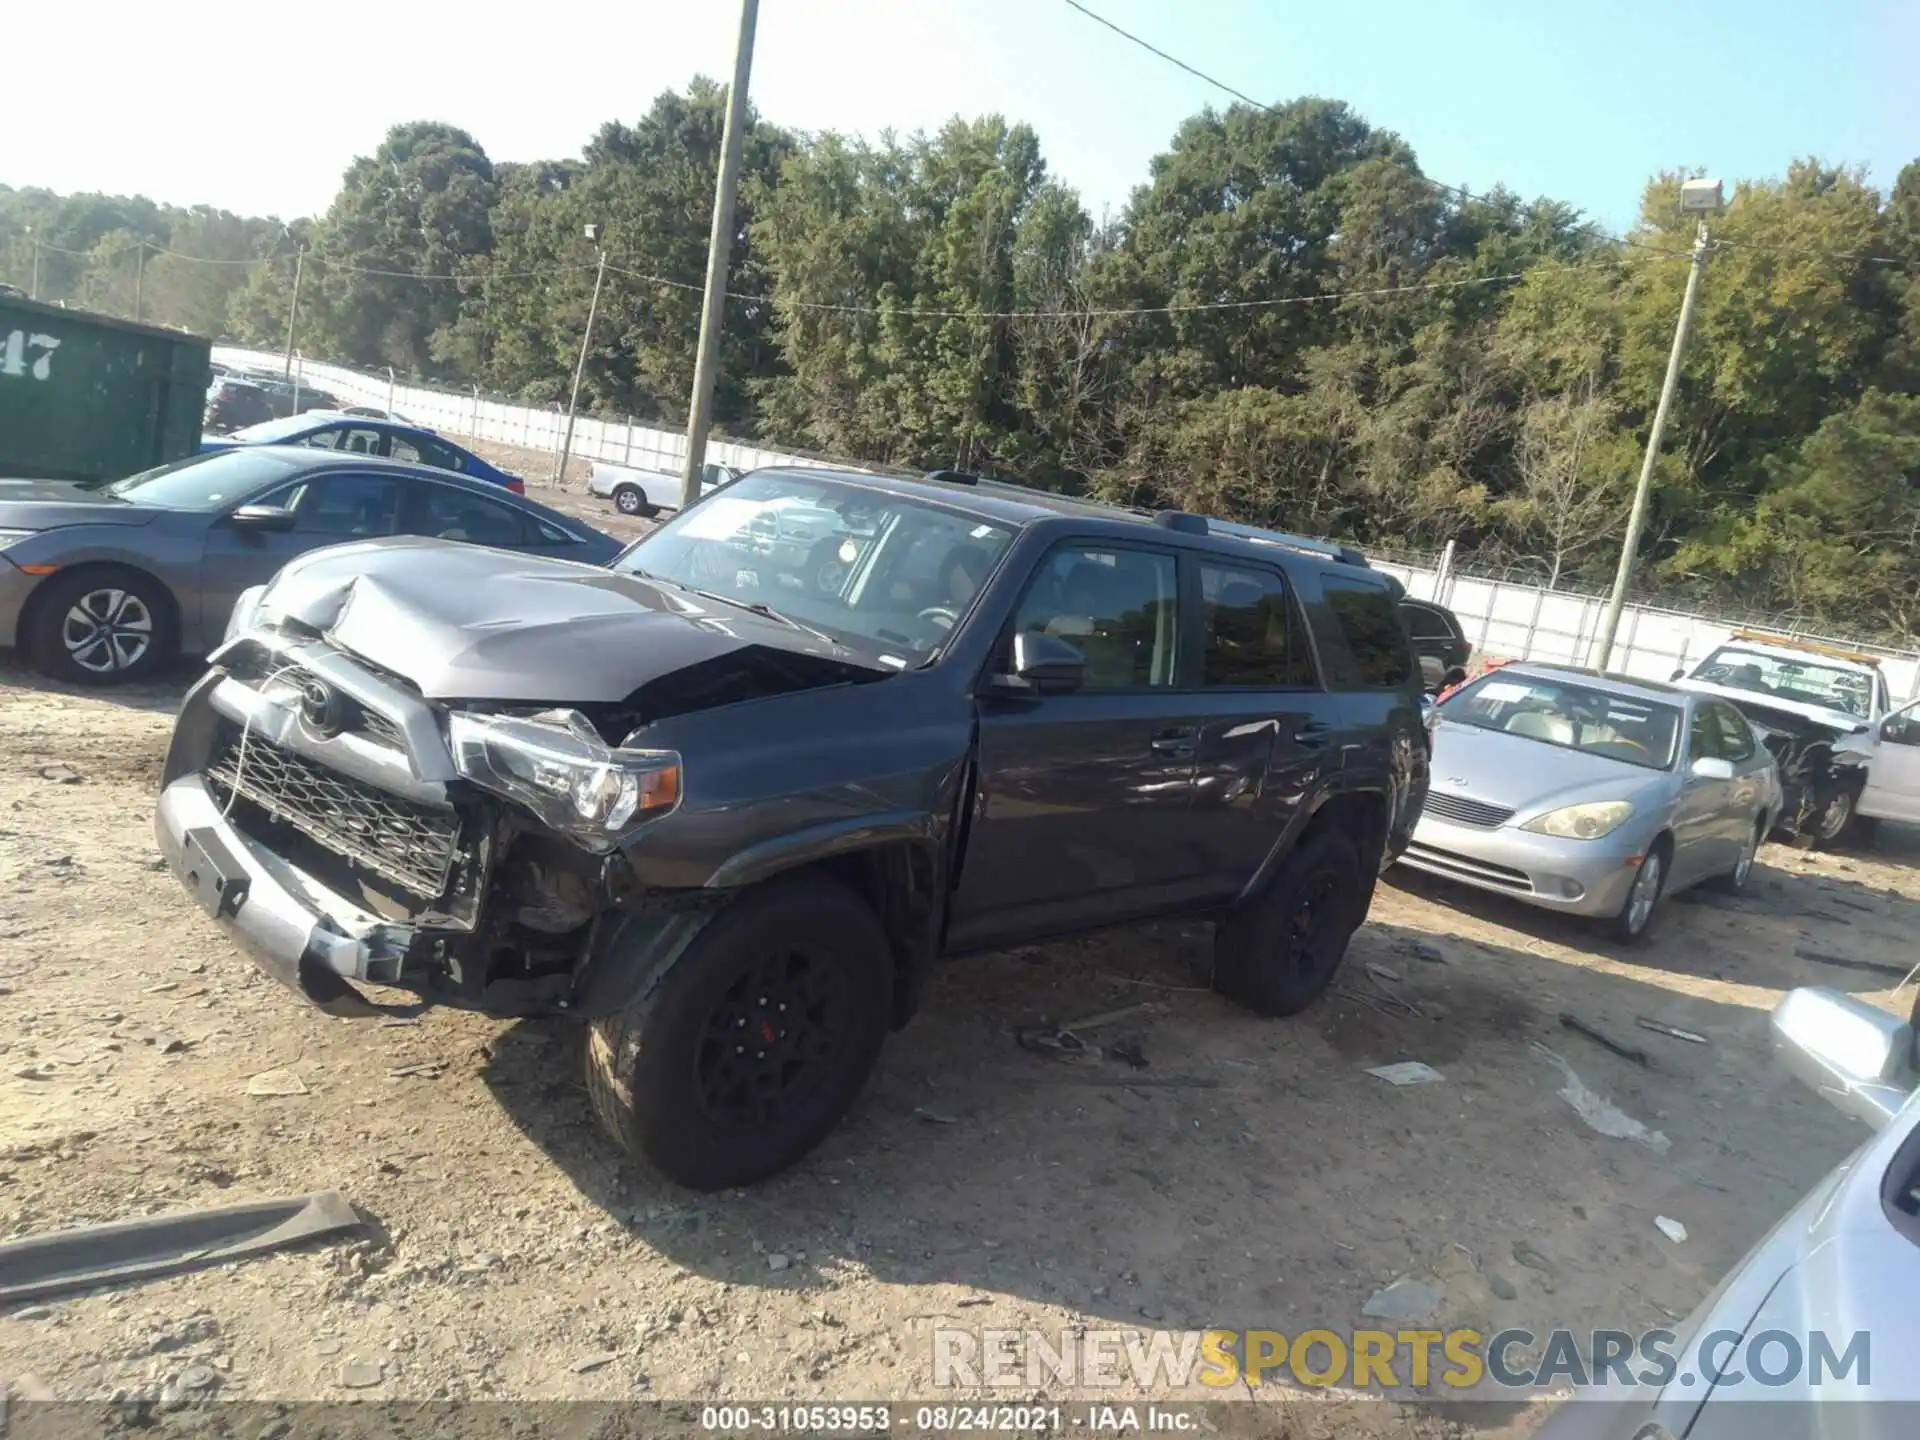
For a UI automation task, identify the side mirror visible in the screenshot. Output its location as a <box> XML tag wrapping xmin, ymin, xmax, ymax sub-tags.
<box><xmin>994</xmin><ymin>632</ymin><xmax>1086</xmax><ymax>695</ymax></box>
<box><xmin>1689</xmin><ymin>756</ymin><xmax>1736</xmax><ymax>781</ymax></box>
<box><xmin>1669</xmin><ymin>668</ymin><xmax>1686</xmax><ymax>682</ymax></box>
<box><xmin>1771</xmin><ymin>987</ymin><xmax>1917</xmax><ymax>1130</ymax></box>
<box><xmin>229</xmin><ymin>504</ymin><xmax>296</xmax><ymax>534</ymax></box>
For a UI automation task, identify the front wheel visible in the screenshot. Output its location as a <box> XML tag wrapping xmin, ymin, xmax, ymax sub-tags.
<box><xmin>584</xmin><ymin>876</ymin><xmax>892</xmax><ymax>1190</ymax></box>
<box><xmin>1213</xmin><ymin>829</ymin><xmax>1366</xmax><ymax>1017</ymax></box>
<box><xmin>1792</xmin><ymin>786</ymin><xmax>1859</xmax><ymax>851</ymax></box>
<box><xmin>1707</xmin><ymin>817</ymin><xmax>1764</xmax><ymax>895</ymax></box>
<box><xmin>28</xmin><ymin>567</ymin><xmax>176</xmax><ymax>685</ymax></box>
<box><xmin>1608</xmin><ymin>844</ymin><xmax>1667</xmax><ymax>944</ymax></box>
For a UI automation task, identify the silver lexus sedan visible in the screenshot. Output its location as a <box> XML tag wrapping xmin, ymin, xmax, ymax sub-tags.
<box><xmin>1398</xmin><ymin>663</ymin><xmax>1782</xmax><ymax>941</ymax></box>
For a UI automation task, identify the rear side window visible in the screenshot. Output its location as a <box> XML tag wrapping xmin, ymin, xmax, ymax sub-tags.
<box><xmin>1402</xmin><ymin>602</ymin><xmax>1458</xmax><ymax>640</ymax></box>
<box><xmin>407</xmin><ymin>485</ymin><xmax>530</xmax><ymax>548</ymax></box>
<box><xmin>1320</xmin><ymin>575</ymin><xmax>1415</xmax><ymax>688</ymax></box>
<box><xmin>1200</xmin><ymin>563</ymin><xmax>1316</xmax><ymax>688</ymax></box>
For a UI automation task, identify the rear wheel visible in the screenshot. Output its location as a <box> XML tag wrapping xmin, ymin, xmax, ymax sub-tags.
<box><xmin>584</xmin><ymin>876</ymin><xmax>891</xmax><ymax>1190</ymax></box>
<box><xmin>28</xmin><ymin>567</ymin><xmax>175</xmax><ymax>685</ymax></box>
<box><xmin>1608</xmin><ymin>843</ymin><xmax>1667</xmax><ymax>944</ymax></box>
<box><xmin>1213</xmin><ymin>829</ymin><xmax>1366</xmax><ymax>1017</ymax></box>
<box><xmin>612</xmin><ymin>484</ymin><xmax>654</xmax><ymax>518</ymax></box>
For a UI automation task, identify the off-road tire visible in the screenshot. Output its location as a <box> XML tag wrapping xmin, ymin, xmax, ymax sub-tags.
<box><xmin>584</xmin><ymin>875</ymin><xmax>892</xmax><ymax>1190</ymax></box>
<box><xmin>612</xmin><ymin>484</ymin><xmax>655</xmax><ymax>518</ymax></box>
<box><xmin>27</xmin><ymin>566</ymin><xmax>176</xmax><ymax>686</ymax></box>
<box><xmin>1213</xmin><ymin>829</ymin><xmax>1366</xmax><ymax>1017</ymax></box>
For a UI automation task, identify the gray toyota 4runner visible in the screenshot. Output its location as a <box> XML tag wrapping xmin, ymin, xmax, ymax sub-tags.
<box><xmin>156</xmin><ymin>467</ymin><xmax>1430</xmax><ymax>1189</ymax></box>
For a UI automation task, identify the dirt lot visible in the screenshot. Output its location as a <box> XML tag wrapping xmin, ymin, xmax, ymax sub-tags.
<box><xmin>3</xmin><ymin>459</ymin><xmax>1917</xmax><ymax>1432</ymax></box>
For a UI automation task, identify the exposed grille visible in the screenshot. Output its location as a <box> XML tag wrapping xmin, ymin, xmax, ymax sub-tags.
<box><xmin>207</xmin><ymin>731</ymin><xmax>459</xmax><ymax>898</ymax></box>
<box><xmin>1421</xmin><ymin>790</ymin><xmax>1515</xmax><ymax>828</ymax></box>
<box><xmin>1402</xmin><ymin>841</ymin><xmax>1533</xmax><ymax>893</ymax></box>
<box><xmin>221</xmin><ymin>647</ymin><xmax>406</xmax><ymax>752</ymax></box>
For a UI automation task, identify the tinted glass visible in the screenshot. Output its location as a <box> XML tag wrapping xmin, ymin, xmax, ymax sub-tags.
<box><xmin>1013</xmin><ymin>545</ymin><xmax>1179</xmax><ymax>689</ymax></box>
<box><xmin>1440</xmin><ymin>672</ymin><xmax>1682</xmax><ymax>770</ymax></box>
<box><xmin>1321</xmin><ymin>575</ymin><xmax>1415</xmax><ymax>687</ymax></box>
<box><xmin>388</xmin><ymin>436</ymin><xmax>424</xmax><ymax>464</ymax></box>
<box><xmin>1402</xmin><ymin>603</ymin><xmax>1457</xmax><ymax>640</ymax></box>
<box><xmin>409</xmin><ymin>486</ymin><xmax>528</xmax><ymax>547</ymax></box>
<box><xmin>1201</xmin><ymin>563</ymin><xmax>1315</xmax><ymax>688</ymax></box>
<box><xmin>105</xmin><ymin>450</ymin><xmax>300</xmax><ymax>509</ymax></box>
<box><xmin>277</xmin><ymin>475</ymin><xmax>403</xmax><ymax>536</ymax></box>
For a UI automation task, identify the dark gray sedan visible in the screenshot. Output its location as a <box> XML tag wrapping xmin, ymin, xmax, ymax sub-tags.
<box><xmin>0</xmin><ymin>449</ymin><xmax>621</xmax><ymax>684</ymax></box>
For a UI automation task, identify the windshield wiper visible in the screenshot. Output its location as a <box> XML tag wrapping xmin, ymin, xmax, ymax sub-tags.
<box><xmin>627</xmin><ymin>568</ymin><xmax>839</xmax><ymax>646</ymax></box>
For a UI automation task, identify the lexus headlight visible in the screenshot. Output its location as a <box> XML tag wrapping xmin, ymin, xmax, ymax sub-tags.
<box><xmin>448</xmin><ymin>709</ymin><xmax>681</xmax><ymax>850</ymax></box>
<box><xmin>0</xmin><ymin>529</ymin><xmax>35</xmax><ymax>553</ymax></box>
<box><xmin>1522</xmin><ymin>800</ymin><xmax>1635</xmax><ymax>841</ymax></box>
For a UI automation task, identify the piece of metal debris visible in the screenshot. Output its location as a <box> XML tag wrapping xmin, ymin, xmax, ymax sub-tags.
<box><xmin>1636</xmin><ymin>1017</ymin><xmax>1709</xmax><ymax>1045</ymax></box>
<box><xmin>1531</xmin><ymin>1043</ymin><xmax>1671</xmax><ymax>1154</ymax></box>
<box><xmin>912</xmin><ymin>1107</ymin><xmax>961</xmax><ymax>1126</ymax></box>
<box><xmin>1366</xmin><ymin>1061</ymin><xmax>1444</xmax><ymax>1087</ymax></box>
<box><xmin>1361</xmin><ymin>1278</ymin><xmax>1442</xmax><ymax>1323</ymax></box>
<box><xmin>1655</xmin><ymin>1216</ymin><xmax>1688</xmax><ymax>1244</ymax></box>
<box><xmin>386</xmin><ymin>1063</ymin><xmax>445</xmax><ymax>1080</ymax></box>
<box><xmin>244</xmin><ymin>1069</ymin><xmax>308</xmax><ymax>1096</ymax></box>
<box><xmin>570</xmin><ymin>1352</ymin><xmax>619</xmax><ymax>1374</ymax></box>
<box><xmin>0</xmin><ymin>1190</ymin><xmax>361</xmax><ymax>1304</ymax></box>
<box><xmin>1060</xmin><ymin>1002</ymin><xmax>1153</xmax><ymax>1033</ymax></box>
<box><xmin>1559</xmin><ymin>1013</ymin><xmax>1650</xmax><ymax>1066</ymax></box>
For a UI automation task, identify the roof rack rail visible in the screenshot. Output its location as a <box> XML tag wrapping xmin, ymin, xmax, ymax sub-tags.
<box><xmin>1154</xmin><ymin>510</ymin><xmax>1209</xmax><ymax>535</ymax></box>
<box><xmin>923</xmin><ymin>468</ymin><xmax>979</xmax><ymax>486</ymax></box>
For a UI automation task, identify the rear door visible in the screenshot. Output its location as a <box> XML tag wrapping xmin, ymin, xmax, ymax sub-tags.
<box><xmin>398</xmin><ymin>480</ymin><xmax>534</xmax><ymax>550</ymax></box>
<box><xmin>1181</xmin><ymin>557</ymin><xmax>1325</xmax><ymax>900</ymax></box>
<box><xmin>1861</xmin><ymin>700</ymin><xmax>1920</xmax><ymax>823</ymax></box>
<box><xmin>946</xmin><ymin>539</ymin><xmax>1211</xmax><ymax>950</ymax></box>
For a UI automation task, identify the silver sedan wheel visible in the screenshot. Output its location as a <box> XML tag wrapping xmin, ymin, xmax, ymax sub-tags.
<box><xmin>61</xmin><ymin>588</ymin><xmax>155</xmax><ymax>674</ymax></box>
<box><xmin>1733</xmin><ymin>824</ymin><xmax>1758</xmax><ymax>888</ymax></box>
<box><xmin>1623</xmin><ymin>850</ymin><xmax>1663</xmax><ymax>936</ymax></box>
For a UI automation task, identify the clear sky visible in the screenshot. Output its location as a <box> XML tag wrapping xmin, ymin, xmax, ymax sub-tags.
<box><xmin>9</xmin><ymin>0</ymin><xmax>1914</xmax><ymax>232</ymax></box>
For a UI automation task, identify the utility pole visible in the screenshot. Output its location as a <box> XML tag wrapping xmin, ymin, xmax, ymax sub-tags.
<box><xmin>25</xmin><ymin>228</ymin><xmax>39</xmax><ymax>300</ymax></box>
<box><xmin>1593</xmin><ymin>179</ymin><xmax>1724</xmax><ymax>671</ymax></box>
<box><xmin>283</xmin><ymin>244</ymin><xmax>306</xmax><ymax>378</ymax></box>
<box><xmin>556</xmin><ymin>227</ymin><xmax>609</xmax><ymax>487</ymax></box>
<box><xmin>680</xmin><ymin>0</ymin><xmax>759</xmax><ymax>509</ymax></box>
<box><xmin>133</xmin><ymin>243</ymin><xmax>146</xmax><ymax>323</ymax></box>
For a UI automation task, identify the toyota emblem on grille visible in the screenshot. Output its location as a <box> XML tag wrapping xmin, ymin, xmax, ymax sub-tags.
<box><xmin>297</xmin><ymin>677</ymin><xmax>346</xmax><ymax>739</ymax></box>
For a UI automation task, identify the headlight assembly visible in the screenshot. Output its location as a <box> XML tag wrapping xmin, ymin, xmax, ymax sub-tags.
<box><xmin>448</xmin><ymin>709</ymin><xmax>681</xmax><ymax>849</ymax></box>
<box><xmin>1521</xmin><ymin>800</ymin><xmax>1635</xmax><ymax>841</ymax></box>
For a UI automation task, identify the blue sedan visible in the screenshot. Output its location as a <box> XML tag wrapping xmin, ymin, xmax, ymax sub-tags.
<box><xmin>202</xmin><ymin>412</ymin><xmax>527</xmax><ymax>494</ymax></box>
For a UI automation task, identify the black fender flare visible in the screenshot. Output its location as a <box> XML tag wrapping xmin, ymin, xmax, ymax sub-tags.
<box><xmin>1233</xmin><ymin>778</ymin><xmax>1391</xmax><ymax>908</ymax></box>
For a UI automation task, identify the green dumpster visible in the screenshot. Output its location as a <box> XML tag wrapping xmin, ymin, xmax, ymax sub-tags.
<box><xmin>0</xmin><ymin>294</ymin><xmax>212</xmax><ymax>483</ymax></box>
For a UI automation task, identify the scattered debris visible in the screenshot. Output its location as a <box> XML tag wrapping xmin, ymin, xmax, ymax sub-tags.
<box><xmin>11</xmin><ymin>1065</ymin><xmax>51</xmax><ymax>1082</ymax></box>
<box><xmin>956</xmin><ymin>1295</ymin><xmax>993</xmax><ymax>1308</ymax></box>
<box><xmin>386</xmin><ymin>1062</ymin><xmax>445</xmax><ymax>1080</ymax></box>
<box><xmin>1559</xmin><ymin>1013</ymin><xmax>1650</xmax><ymax>1067</ymax></box>
<box><xmin>767</xmin><ymin>1253</ymin><xmax>791</xmax><ymax>1272</ymax></box>
<box><xmin>1636</xmin><ymin>1017</ymin><xmax>1709</xmax><ymax>1045</ymax></box>
<box><xmin>1795</xmin><ymin>946</ymin><xmax>1906</xmax><ymax>979</ymax></box>
<box><xmin>1360</xmin><ymin>1278</ymin><xmax>1442</xmax><ymax>1323</ymax></box>
<box><xmin>9</xmin><ymin>1304</ymin><xmax>51</xmax><ymax>1321</ymax></box>
<box><xmin>1366</xmin><ymin>1061</ymin><xmax>1444</xmax><ymax>1087</ymax></box>
<box><xmin>1331</xmin><ymin>981</ymin><xmax>1424</xmax><ymax>1020</ymax></box>
<box><xmin>37</xmin><ymin>766</ymin><xmax>81</xmax><ymax>785</ymax></box>
<box><xmin>1398</xmin><ymin>938</ymin><xmax>1448</xmax><ymax>964</ymax></box>
<box><xmin>1655</xmin><ymin>1216</ymin><xmax>1688</xmax><ymax>1245</ymax></box>
<box><xmin>1532</xmin><ymin>1043</ymin><xmax>1671</xmax><ymax>1154</ymax></box>
<box><xmin>1061</xmin><ymin>1002</ymin><xmax>1152</xmax><ymax>1033</ymax></box>
<box><xmin>1485</xmin><ymin>1272</ymin><xmax>1519</xmax><ymax>1301</ymax></box>
<box><xmin>1015</xmin><ymin>1025</ymin><xmax>1091</xmax><ymax>1061</ymax></box>
<box><xmin>136</xmin><ymin>1029</ymin><xmax>190</xmax><ymax>1054</ymax></box>
<box><xmin>0</xmin><ymin>1189</ymin><xmax>361</xmax><ymax>1304</ymax></box>
<box><xmin>378</xmin><ymin>1018</ymin><xmax>418</xmax><ymax>1029</ymax></box>
<box><xmin>570</xmin><ymin>1352</ymin><xmax>620</xmax><ymax>1374</ymax></box>
<box><xmin>912</xmin><ymin>1107</ymin><xmax>961</xmax><ymax>1126</ymax></box>
<box><xmin>338</xmin><ymin>1360</ymin><xmax>384</xmax><ymax>1389</ymax></box>
<box><xmin>176</xmin><ymin>1364</ymin><xmax>218</xmax><ymax>1392</ymax></box>
<box><xmin>1364</xmin><ymin>962</ymin><xmax>1405</xmax><ymax>985</ymax></box>
<box><xmin>1105</xmin><ymin>1038</ymin><xmax>1150</xmax><ymax>1069</ymax></box>
<box><xmin>244</xmin><ymin>1069</ymin><xmax>308</xmax><ymax>1096</ymax></box>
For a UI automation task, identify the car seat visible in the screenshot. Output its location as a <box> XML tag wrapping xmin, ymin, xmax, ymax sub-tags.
<box><xmin>1506</xmin><ymin>710</ymin><xmax>1575</xmax><ymax>745</ymax></box>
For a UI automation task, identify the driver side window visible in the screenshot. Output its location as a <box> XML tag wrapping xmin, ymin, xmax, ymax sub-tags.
<box><xmin>1009</xmin><ymin>544</ymin><xmax>1179</xmax><ymax>690</ymax></box>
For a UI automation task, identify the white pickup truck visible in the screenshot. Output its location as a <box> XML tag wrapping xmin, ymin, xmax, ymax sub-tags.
<box><xmin>586</xmin><ymin>460</ymin><xmax>741</xmax><ymax>518</ymax></box>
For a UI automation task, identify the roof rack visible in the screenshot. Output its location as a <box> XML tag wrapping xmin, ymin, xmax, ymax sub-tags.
<box><xmin>1726</xmin><ymin>631</ymin><xmax>1882</xmax><ymax>668</ymax></box>
<box><xmin>922</xmin><ymin>468</ymin><xmax>979</xmax><ymax>486</ymax></box>
<box><xmin>1207</xmin><ymin>518</ymin><xmax>1370</xmax><ymax>567</ymax></box>
<box><xmin>1154</xmin><ymin>510</ymin><xmax>1209</xmax><ymax>535</ymax></box>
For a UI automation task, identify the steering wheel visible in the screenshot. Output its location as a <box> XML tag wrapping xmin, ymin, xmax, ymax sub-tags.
<box><xmin>917</xmin><ymin>606</ymin><xmax>959</xmax><ymax>631</ymax></box>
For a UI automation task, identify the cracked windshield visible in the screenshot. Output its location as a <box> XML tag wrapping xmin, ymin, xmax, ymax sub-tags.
<box><xmin>615</xmin><ymin>472</ymin><xmax>1013</xmax><ymax>665</ymax></box>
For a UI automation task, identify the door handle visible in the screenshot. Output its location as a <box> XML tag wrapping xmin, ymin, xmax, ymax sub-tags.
<box><xmin>1150</xmin><ymin>726</ymin><xmax>1196</xmax><ymax>759</ymax></box>
<box><xmin>1294</xmin><ymin>721</ymin><xmax>1334</xmax><ymax>748</ymax></box>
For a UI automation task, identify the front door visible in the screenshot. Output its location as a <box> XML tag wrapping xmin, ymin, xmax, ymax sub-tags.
<box><xmin>1673</xmin><ymin>703</ymin><xmax>1737</xmax><ymax>885</ymax></box>
<box><xmin>1861</xmin><ymin>700</ymin><xmax>1920</xmax><ymax>823</ymax></box>
<box><xmin>196</xmin><ymin>472</ymin><xmax>404</xmax><ymax>643</ymax></box>
<box><xmin>946</xmin><ymin>541</ymin><xmax>1207</xmax><ymax>951</ymax></box>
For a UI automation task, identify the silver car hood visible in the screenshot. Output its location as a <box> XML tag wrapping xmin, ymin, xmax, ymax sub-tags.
<box><xmin>1426</xmin><ymin>720</ymin><xmax>1671</xmax><ymax>812</ymax></box>
<box><xmin>251</xmin><ymin>536</ymin><xmax>872</xmax><ymax>703</ymax></box>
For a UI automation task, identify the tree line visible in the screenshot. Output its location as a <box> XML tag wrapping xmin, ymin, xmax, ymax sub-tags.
<box><xmin>3</xmin><ymin>82</ymin><xmax>1916</xmax><ymax>641</ymax></box>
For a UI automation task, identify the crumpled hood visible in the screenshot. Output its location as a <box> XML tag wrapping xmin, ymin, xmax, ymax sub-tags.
<box><xmin>0</xmin><ymin>480</ymin><xmax>161</xmax><ymax>530</ymax></box>
<box><xmin>253</xmin><ymin>536</ymin><xmax>867</xmax><ymax>702</ymax></box>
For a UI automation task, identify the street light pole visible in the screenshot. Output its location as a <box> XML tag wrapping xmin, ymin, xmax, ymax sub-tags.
<box><xmin>555</xmin><ymin>229</ymin><xmax>609</xmax><ymax>488</ymax></box>
<box><xmin>1593</xmin><ymin>179</ymin><xmax>1723</xmax><ymax>671</ymax></box>
<box><xmin>282</xmin><ymin>244</ymin><xmax>306</xmax><ymax>378</ymax></box>
<box><xmin>680</xmin><ymin>0</ymin><xmax>760</xmax><ymax>509</ymax></box>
